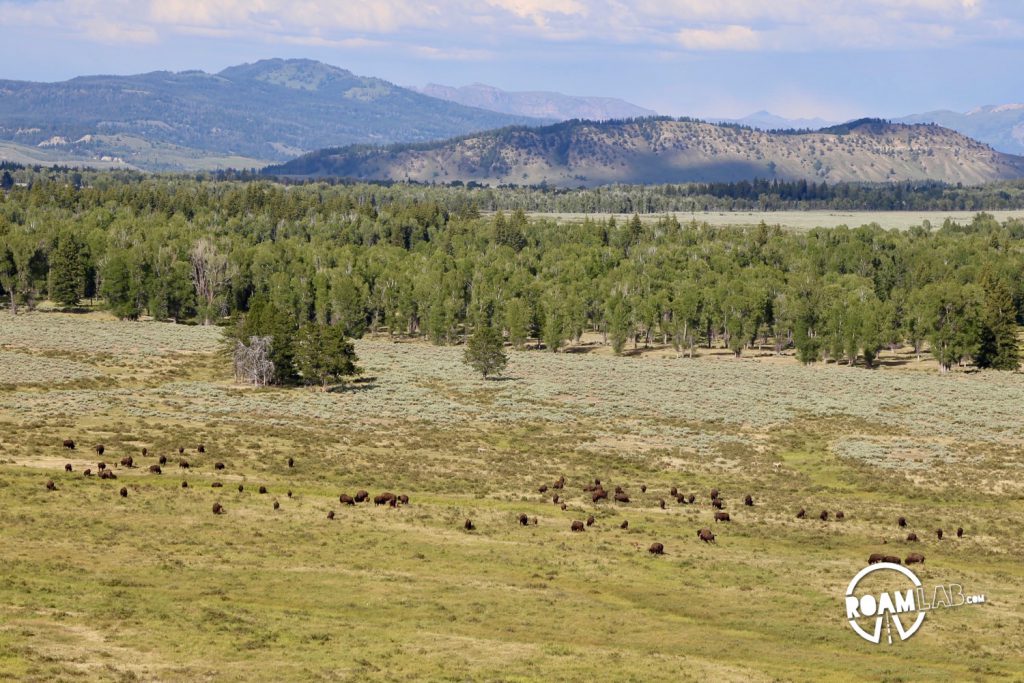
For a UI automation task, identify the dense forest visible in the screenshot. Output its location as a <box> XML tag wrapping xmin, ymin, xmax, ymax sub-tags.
<box><xmin>1</xmin><ymin>168</ymin><xmax>1021</xmax><ymax>375</ymax></box>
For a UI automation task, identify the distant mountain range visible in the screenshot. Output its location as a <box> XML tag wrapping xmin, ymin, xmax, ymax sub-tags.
<box><xmin>712</xmin><ymin>111</ymin><xmax>838</xmax><ymax>131</ymax></box>
<box><xmin>415</xmin><ymin>83</ymin><xmax>656</xmax><ymax>122</ymax></box>
<box><xmin>895</xmin><ymin>104</ymin><xmax>1024</xmax><ymax>155</ymax></box>
<box><xmin>0</xmin><ymin>59</ymin><xmax>535</xmax><ymax>171</ymax></box>
<box><xmin>265</xmin><ymin>117</ymin><xmax>1024</xmax><ymax>187</ymax></box>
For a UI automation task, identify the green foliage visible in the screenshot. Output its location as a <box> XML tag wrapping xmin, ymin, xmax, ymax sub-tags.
<box><xmin>294</xmin><ymin>322</ymin><xmax>360</xmax><ymax>389</ymax></box>
<box><xmin>976</xmin><ymin>274</ymin><xmax>1021</xmax><ymax>370</ymax></box>
<box><xmin>463</xmin><ymin>324</ymin><xmax>507</xmax><ymax>378</ymax></box>
<box><xmin>47</xmin><ymin>230</ymin><xmax>87</xmax><ymax>307</ymax></box>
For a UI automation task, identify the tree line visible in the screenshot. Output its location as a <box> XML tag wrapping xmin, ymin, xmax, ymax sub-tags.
<box><xmin>1</xmin><ymin>171</ymin><xmax>1021</xmax><ymax>376</ymax></box>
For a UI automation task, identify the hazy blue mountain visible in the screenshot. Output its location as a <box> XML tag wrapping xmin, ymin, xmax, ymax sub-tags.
<box><xmin>711</xmin><ymin>110</ymin><xmax>838</xmax><ymax>131</ymax></box>
<box><xmin>897</xmin><ymin>104</ymin><xmax>1024</xmax><ymax>155</ymax></box>
<box><xmin>416</xmin><ymin>83</ymin><xmax>656</xmax><ymax>121</ymax></box>
<box><xmin>0</xmin><ymin>59</ymin><xmax>537</xmax><ymax>170</ymax></box>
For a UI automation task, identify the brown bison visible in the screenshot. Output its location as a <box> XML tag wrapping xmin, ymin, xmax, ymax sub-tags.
<box><xmin>883</xmin><ymin>555</ymin><xmax>902</xmax><ymax>565</ymax></box>
<box><xmin>640</xmin><ymin>485</ymin><xmax>647</xmax><ymax>493</ymax></box>
<box><xmin>181</xmin><ymin>481</ymin><xmax>188</xmax><ymax>488</ymax></box>
<box><xmin>119</xmin><ymin>456</ymin><xmax>133</xmax><ymax>468</ymax></box>
<box><xmin>620</xmin><ymin>520</ymin><xmax>629</xmax><ymax>529</ymax></box>
<box><xmin>327</xmin><ymin>511</ymin><xmax>335</xmax><ymax>520</ymax></box>
<box><xmin>212</xmin><ymin>482</ymin><xmax>223</xmax><ymax>488</ymax></box>
<box><xmin>99</xmin><ymin>470</ymin><xmax>116</xmax><ymax>480</ymax></box>
<box><xmin>560</xmin><ymin>503</ymin><xmax>567</xmax><ymax>510</ymax></box>
<box><xmin>64</xmin><ymin>463</ymin><xmax>73</xmax><ymax>473</ymax></box>
<box><xmin>258</xmin><ymin>485</ymin><xmax>268</xmax><ymax>494</ymax></box>
<box><xmin>697</xmin><ymin>528</ymin><xmax>715</xmax><ymax>543</ymax></box>
<box><xmin>141</xmin><ymin>448</ymin><xmax>148</xmax><ymax>457</ymax></box>
<box><xmin>398</xmin><ymin>494</ymin><xmax>409</xmax><ymax>505</ymax></box>
<box><xmin>552</xmin><ymin>494</ymin><xmax>560</xmax><ymax>504</ymax></box>
<box><xmin>936</xmin><ymin>529</ymin><xmax>943</xmax><ymax>540</ymax></box>
<box><xmin>538</xmin><ymin>484</ymin><xmax>549</xmax><ymax>493</ymax></box>
<box><xmin>687</xmin><ymin>494</ymin><xmax>695</xmax><ymax>504</ymax></box>
<box><xmin>592</xmin><ymin>489</ymin><xmax>608</xmax><ymax>503</ymax></box>
<box><xmin>273</xmin><ymin>500</ymin><xmax>280</xmax><ymax>510</ymax></box>
<box><xmin>868</xmin><ymin>553</ymin><xmax>886</xmax><ymax>564</ymax></box>
<box><xmin>178</xmin><ymin>447</ymin><xmax>185</xmax><ymax>455</ymax></box>
<box><xmin>339</xmin><ymin>494</ymin><xmax>355</xmax><ymax>505</ymax></box>
<box><xmin>62</xmin><ymin>439</ymin><xmax>75</xmax><ymax>449</ymax></box>
<box><xmin>464</xmin><ymin>519</ymin><xmax>475</xmax><ymax>531</ymax></box>
<box><xmin>956</xmin><ymin>527</ymin><xmax>964</xmax><ymax>538</ymax></box>
<box><xmin>906</xmin><ymin>533</ymin><xmax>919</xmax><ymax>542</ymax></box>
<box><xmin>553</xmin><ymin>476</ymin><xmax>565</xmax><ymax>490</ymax></box>
<box><xmin>658</xmin><ymin>499</ymin><xmax>666</xmax><ymax>510</ymax></box>
<box><xmin>214</xmin><ymin>462</ymin><xmax>225</xmax><ymax>470</ymax></box>
<box><xmin>836</xmin><ymin>511</ymin><xmax>845</xmax><ymax>520</ymax></box>
<box><xmin>586</xmin><ymin>515</ymin><xmax>595</xmax><ymax>526</ymax></box>
<box><xmin>614</xmin><ymin>492</ymin><xmax>630</xmax><ymax>503</ymax></box>
<box><xmin>287</xmin><ymin>456</ymin><xmax>294</xmax><ymax>467</ymax></box>
<box><xmin>670</xmin><ymin>486</ymin><xmax>678</xmax><ymax>497</ymax></box>
<box><xmin>570</xmin><ymin>520</ymin><xmax>585</xmax><ymax>532</ymax></box>
<box><xmin>796</xmin><ymin>508</ymin><xmax>806</xmax><ymax>519</ymax></box>
<box><xmin>714</xmin><ymin>512</ymin><xmax>731</xmax><ymax>523</ymax></box>
<box><xmin>45</xmin><ymin>479</ymin><xmax>57</xmax><ymax>491</ymax></box>
<box><xmin>712</xmin><ymin>499</ymin><xmax>724</xmax><ymax>510</ymax></box>
<box><xmin>149</xmin><ymin>464</ymin><xmax>162</xmax><ymax>474</ymax></box>
<box><xmin>744</xmin><ymin>495</ymin><xmax>753</xmax><ymax>507</ymax></box>
<box><xmin>649</xmin><ymin>542</ymin><xmax>664</xmax><ymax>555</ymax></box>
<box><xmin>819</xmin><ymin>510</ymin><xmax>829</xmax><ymax>521</ymax></box>
<box><xmin>354</xmin><ymin>490</ymin><xmax>369</xmax><ymax>503</ymax></box>
<box><xmin>710</xmin><ymin>488</ymin><xmax>719</xmax><ymax>500</ymax></box>
<box><xmin>676</xmin><ymin>494</ymin><xmax>688</xmax><ymax>505</ymax></box>
<box><xmin>83</xmin><ymin>469</ymin><xmax>92</xmax><ymax>476</ymax></box>
<box><xmin>237</xmin><ymin>484</ymin><xmax>244</xmax><ymax>492</ymax></box>
<box><xmin>614</xmin><ymin>486</ymin><xmax>624</xmax><ymax>494</ymax></box>
<box><xmin>178</xmin><ymin>459</ymin><xmax>190</xmax><ymax>469</ymax></box>
<box><xmin>197</xmin><ymin>444</ymin><xmax>205</xmax><ymax>453</ymax></box>
<box><xmin>374</xmin><ymin>492</ymin><xmax>396</xmax><ymax>506</ymax></box>
<box><xmin>905</xmin><ymin>553</ymin><xmax>925</xmax><ymax>565</ymax></box>
<box><xmin>94</xmin><ymin>444</ymin><xmax>105</xmax><ymax>456</ymax></box>
<box><xmin>212</xmin><ymin>502</ymin><xmax>224</xmax><ymax>515</ymax></box>
<box><xmin>158</xmin><ymin>455</ymin><xmax>167</xmax><ymax>465</ymax></box>
<box><xmin>518</xmin><ymin>513</ymin><xmax>529</xmax><ymax>526</ymax></box>
<box><xmin>97</xmin><ymin>462</ymin><xmax>106</xmax><ymax>471</ymax></box>
<box><xmin>898</xmin><ymin>516</ymin><xmax>907</xmax><ymax>528</ymax></box>
<box><xmin>119</xmin><ymin>487</ymin><xmax>128</xmax><ymax>498</ymax></box>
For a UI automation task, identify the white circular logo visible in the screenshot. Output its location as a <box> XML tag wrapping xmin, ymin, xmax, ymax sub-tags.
<box><xmin>845</xmin><ymin>563</ymin><xmax>926</xmax><ymax>644</ymax></box>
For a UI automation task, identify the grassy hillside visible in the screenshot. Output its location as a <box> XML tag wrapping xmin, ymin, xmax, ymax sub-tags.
<box><xmin>0</xmin><ymin>59</ymin><xmax>536</xmax><ymax>171</ymax></box>
<box><xmin>266</xmin><ymin>117</ymin><xmax>1024</xmax><ymax>186</ymax></box>
<box><xmin>0</xmin><ymin>311</ymin><xmax>1021</xmax><ymax>681</ymax></box>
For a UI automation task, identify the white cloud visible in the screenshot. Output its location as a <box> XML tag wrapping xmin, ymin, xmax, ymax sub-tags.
<box><xmin>676</xmin><ymin>24</ymin><xmax>759</xmax><ymax>50</ymax></box>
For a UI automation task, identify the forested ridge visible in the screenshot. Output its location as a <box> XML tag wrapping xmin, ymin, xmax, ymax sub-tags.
<box><xmin>1</xmin><ymin>169</ymin><xmax>1021</xmax><ymax>374</ymax></box>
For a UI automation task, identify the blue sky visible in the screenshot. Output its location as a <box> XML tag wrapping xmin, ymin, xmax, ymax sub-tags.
<box><xmin>1</xmin><ymin>0</ymin><xmax>1022</xmax><ymax>120</ymax></box>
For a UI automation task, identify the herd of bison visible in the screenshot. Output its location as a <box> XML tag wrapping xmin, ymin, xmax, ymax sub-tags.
<box><xmin>47</xmin><ymin>438</ymin><xmax>963</xmax><ymax>566</ymax></box>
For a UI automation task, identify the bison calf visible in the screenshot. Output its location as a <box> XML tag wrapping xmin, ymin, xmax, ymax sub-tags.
<box><xmin>586</xmin><ymin>515</ymin><xmax>595</xmax><ymax>527</ymax></box>
<box><xmin>327</xmin><ymin>511</ymin><xmax>335</xmax><ymax>520</ymax></box>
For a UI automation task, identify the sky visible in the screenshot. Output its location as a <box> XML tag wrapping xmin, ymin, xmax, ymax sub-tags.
<box><xmin>1</xmin><ymin>0</ymin><xmax>1023</xmax><ymax>120</ymax></box>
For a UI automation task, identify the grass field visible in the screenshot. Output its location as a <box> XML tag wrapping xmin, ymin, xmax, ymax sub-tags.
<box><xmin>525</xmin><ymin>210</ymin><xmax>1024</xmax><ymax>231</ymax></box>
<box><xmin>1</xmin><ymin>312</ymin><xmax>1022</xmax><ymax>681</ymax></box>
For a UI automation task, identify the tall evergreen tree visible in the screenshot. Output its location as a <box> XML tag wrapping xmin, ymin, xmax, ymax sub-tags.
<box><xmin>294</xmin><ymin>322</ymin><xmax>360</xmax><ymax>390</ymax></box>
<box><xmin>976</xmin><ymin>275</ymin><xmax>1020</xmax><ymax>370</ymax></box>
<box><xmin>463</xmin><ymin>324</ymin><xmax>507</xmax><ymax>378</ymax></box>
<box><xmin>48</xmin><ymin>231</ymin><xmax>88</xmax><ymax>307</ymax></box>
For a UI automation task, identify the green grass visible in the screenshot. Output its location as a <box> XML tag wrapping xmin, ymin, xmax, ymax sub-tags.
<box><xmin>0</xmin><ymin>312</ymin><xmax>1022</xmax><ymax>681</ymax></box>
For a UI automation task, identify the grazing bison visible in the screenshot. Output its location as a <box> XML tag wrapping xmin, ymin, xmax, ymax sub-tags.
<box><xmin>258</xmin><ymin>486</ymin><xmax>268</xmax><ymax>494</ymax></box>
<box><xmin>237</xmin><ymin>484</ymin><xmax>244</xmax><ymax>492</ymax></box>
<box><xmin>957</xmin><ymin>527</ymin><xmax>964</xmax><ymax>538</ymax></box>
<box><xmin>898</xmin><ymin>516</ymin><xmax>907</xmax><ymax>528</ymax></box>
<box><xmin>63</xmin><ymin>439</ymin><xmax>75</xmax><ymax>450</ymax></box>
<box><xmin>868</xmin><ymin>553</ymin><xmax>886</xmax><ymax>564</ymax></box>
<box><xmin>398</xmin><ymin>494</ymin><xmax>409</xmax><ymax>505</ymax></box>
<box><xmin>714</xmin><ymin>512</ymin><xmax>731</xmax><ymax>523</ymax></box>
<box><xmin>570</xmin><ymin>520</ymin><xmax>585</xmax><ymax>532</ymax></box>
<box><xmin>212</xmin><ymin>502</ymin><xmax>224</xmax><ymax>515</ymax></box>
<box><xmin>620</xmin><ymin>520</ymin><xmax>629</xmax><ymax>529</ymax></box>
<box><xmin>687</xmin><ymin>494</ymin><xmax>695</xmax><ymax>504</ymax></box>
<box><xmin>670</xmin><ymin>487</ymin><xmax>678</xmax><ymax>497</ymax></box>
<box><xmin>273</xmin><ymin>500</ymin><xmax>280</xmax><ymax>510</ymax></box>
<box><xmin>83</xmin><ymin>469</ymin><xmax>92</xmax><ymax>477</ymax></box>
<box><xmin>464</xmin><ymin>519</ymin><xmax>475</xmax><ymax>531</ymax></box>
<box><xmin>158</xmin><ymin>455</ymin><xmax>167</xmax><ymax>465</ymax></box>
<box><xmin>327</xmin><ymin>511</ymin><xmax>335</xmax><ymax>520</ymax></box>
<box><xmin>697</xmin><ymin>528</ymin><xmax>715</xmax><ymax>543</ymax></box>
<box><xmin>553</xmin><ymin>476</ymin><xmax>565</xmax><ymax>490</ymax></box>
<box><xmin>552</xmin><ymin>495</ymin><xmax>560</xmax><ymax>504</ymax></box>
<box><xmin>560</xmin><ymin>503</ymin><xmax>567</xmax><ymax>510</ymax></box>
<box><xmin>836</xmin><ymin>511</ymin><xmax>845</xmax><ymax>520</ymax></box>
<box><xmin>141</xmin><ymin>448</ymin><xmax>148</xmax><ymax>457</ymax></box>
<box><xmin>538</xmin><ymin>484</ymin><xmax>549</xmax><ymax>493</ymax></box>
<box><xmin>181</xmin><ymin>481</ymin><xmax>188</xmax><ymax>488</ymax></box>
<box><xmin>906</xmin><ymin>533</ymin><xmax>919</xmax><ymax>542</ymax></box>
<box><xmin>676</xmin><ymin>494</ymin><xmax>688</xmax><ymax>505</ymax></box>
<box><xmin>518</xmin><ymin>513</ymin><xmax>529</xmax><ymax>526</ymax></box>
<box><xmin>592</xmin><ymin>489</ymin><xmax>608</xmax><ymax>503</ymax></box>
<box><xmin>710</xmin><ymin>488</ymin><xmax>719</xmax><ymax>500</ymax></box>
<box><xmin>649</xmin><ymin>542</ymin><xmax>664</xmax><ymax>555</ymax></box>
<box><xmin>64</xmin><ymin>463</ymin><xmax>73</xmax><ymax>473</ymax></box>
<box><xmin>99</xmin><ymin>470</ymin><xmax>116</xmax><ymax>480</ymax></box>
<box><xmin>614</xmin><ymin>486</ymin><xmax>624</xmax><ymax>494</ymax></box>
<box><xmin>212</xmin><ymin>482</ymin><xmax>223</xmax><ymax>488</ymax></box>
<box><xmin>45</xmin><ymin>480</ymin><xmax>57</xmax><ymax>491</ymax></box>
<box><xmin>659</xmin><ymin>499</ymin><xmax>666</xmax><ymax>510</ymax></box>
<box><xmin>339</xmin><ymin>494</ymin><xmax>355</xmax><ymax>505</ymax></box>
<box><xmin>178</xmin><ymin>460</ymin><xmax>190</xmax><ymax>469</ymax></box>
<box><xmin>119</xmin><ymin>487</ymin><xmax>128</xmax><ymax>498</ymax></box>
<box><xmin>936</xmin><ymin>529</ymin><xmax>943</xmax><ymax>540</ymax></box>
<box><xmin>149</xmin><ymin>465</ymin><xmax>162</xmax><ymax>474</ymax></box>
<box><xmin>614</xmin><ymin>492</ymin><xmax>630</xmax><ymax>503</ymax></box>
<box><xmin>883</xmin><ymin>555</ymin><xmax>902</xmax><ymax>565</ymax></box>
<box><xmin>586</xmin><ymin>515</ymin><xmax>595</xmax><ymax>527</ymax></box>
<box><xmin>354</xmin><ymin>490</ymin><xmax>369</xmax><ymax>503</ymax></box>
<box><xmin>95</xmin><ymin>445</ymin><xmax>105</xmax><ymax>456</ymax></box>
<box><xmin>796</xmin><ymin>508</ymin><xmax>806</xmax><ymax>519</ymax></box>
<box><xmin>375</xmin><ymin>492</ymin><xmax>397</xmax><ymax>506</ymax></box>
<box><xmin>905</xmin><ymin>553</ymin><xmax>925</xmax><ymax>565</ymax></box>
<box><xmin>712</xmin><ymin>499</ymin><xmax>724</xmax><ymax>510</ymax></box>
<box><xmin>744</xmin><ymin>495</ymin><xmax>753</xmax><ymax>506</ymax></box>
<box><xmin>819</xmin><ymin>510</ymin><xmax>829</xmax><ymax>521</ymax></box>
<box><xmin>640</xmin><ymin>485</ymin><xmax>647</xmax><ymax>493</ymax></box>
<box><xmin>197</xmin><ymin>444</ymin><xmax>205</xmax><ymax>453</ymax></box>
<box><xmin>178</xmin><ymin>447</ymin><xmax>185</xmax><ymax>454</ymax></box>
<box><xmin>287</xmin><ymin>457</ymin><xmax>294</xmax><ymax>468</ymax></box>
<box><xmin>97</xmin><ymin>462</ymin><xmax>106</xmax><ymax>471</ymax></box>
<box><xmin>214</xmin><ymin>462</ymin><xmax>225</xmax><ymax>470</ymax></box>
<box><xmin>287</xmin><ymin>491</ymin><xmax>293</xmax><ymax>498</ymax></box>
<box><xmin>119</xmin><ymin>456</ymin><xmax>133</xmax><ymax>468</ymax></box>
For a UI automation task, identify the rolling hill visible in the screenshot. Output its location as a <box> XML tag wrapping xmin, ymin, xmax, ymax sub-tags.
<box><xmin>0</xmin><ymin>59</ymin><xmax>537</xmax><ymax>171</ymax></box>
<box><xmin>416</xmin><ymin>83</ymin><xmax>655</xmax><ymax>121</ymax></box>
<box><xmin>264</xmin><ymin>117</ymin><xmax>1024</xmax><ymax>186</ymax></box>
<box><xmin>897</xmin><ymin>104</ymin><xmax>1024</xmax><ymax>155</ymax></box>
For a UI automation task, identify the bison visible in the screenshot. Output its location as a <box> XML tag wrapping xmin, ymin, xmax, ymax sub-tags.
<box><xmin>214</xmin><ymin>462</ymin><xmax>225</xmax><ymax>470</ymax></box>
<box><xmin>710</xmin><ymin>488</ymin><xmax>719</xmax><ymax>500</ymax></box>
<box><xmin>586</xmin><ymin>515</ymin><xmax>595</xmax><ymax>527</ymax></box>
<box><xmin>592</xmin><ymin>489</ymin><xmax>608</xmax><ymax>503</ymax></box>
<box><xmin>64</xmin><ymin>463</ymin><xmax>73</xmax><ymax>473</ymax></box>
<box><xmin>95</xmin><ymin>444</ymin><xmax>105</xmax><ymax>456</ymax></box>
<box><xmin>649</xmin><ymin>542</ymin><xmax>664</xmax><ymax>555</ymax></box>
<box><xmin>640</xmin><ymin>485</ymin><xmax>647</xmax><ymax>493</ymax></box>
<box><xmin>141</xmin><ymin>448</ymin><xmax>148</xmax><ymax>457</ymax></box>
<box><xmin>552</xmin><ymin>495</ymin><xmax>560</xmax><ymax>504</ymax></box>
<box><xmin>670</xmin><ymin>486</ymin><xmax>678</xmax><ymax>497</ymax></box>
<box><xmin>119</xmin><ymin>487</ymin><xmax>128</xmax><ymax>498</ymax></box>
<box><xmin>868</xmin><ymin>553</ymin><xmax>886</xmax><ymax>564</ymax></box>
<box><xmin>906</xmin><ymin>533</ymin><xmax>919</xmax><ymax>542</ymax></box>
<box><xmin>158</xmin><ymin>455</ymin><xmax>167</xmax><ymax>465</ymax></box>
<box><xmin>560</xmin><ymin>503</ymin><xmax>567</xmax><ymax>510</ymax></box>
<box><xmin>212</xmin><ymin>502</ymin><xmax>224</xmax><ymax>515</ymax></box>
<box><xmin>570</xmin><ymin>520</ymin><xmax>585</xmax><ymax>532</ymax></box>
<box><xmin>178</xmin><ymin>447</ymin><xmax>184</xmax><ymax>454</ymax></box>
<box><xmin>62</xmin><ymin>439</ymin><xmax>75</xmax><ymax>450</ymax></box>
<box><xmin>287</xmin><ymin>457</ymin><xmax>294</xmax><ymax>468</ymax></box>
<box><xmin>905</xmin><ymin>553</ymin><xmax>925</xmax><ymax>565</ymax></box>
<box><xmin>518</xmin><ymin>513</ymin><xmax>529</xmax><ymax>526</ymax></box>
<box><xmin>553</xmin><ymin>476</ymin><xmax>565</xmax><ymax>490</ymax></box>
<box><xmin>197</xmin><ymin>444</ymin><xmax>205</xmax><ymax>453</ymax></box>
<box><xmin>99</xmin><ymin>470</ymin><xmax>116</xmax><ymax>480</ymax></box>
<box><xmin>898</xmin><ymin>516</ymin><xmax>907</xmax><ymax>528</ymax></box>
<box><xmin>181</xmin><ymin>481</ymin><xmax>189</xmax><ymax>488</ymax></box>
<box><xmin>819</xmin><ymin>510</ymin><xmax>829</xmax><ymax>521</ymax></box>
<box><xmin>339</xmin><ymin>494</ymin><xmax>355</xmax><ymax>505</ymax></box>
<box><xmin>956</xmin><ymin>527</ymin><xmax>964</xmax><ymax>538</ymax></box>
<box><xmin>883</xmin><ymin>555</ymin><xmax>902</xmax><ymax>565</ymax></box>
<box><xmin>658</xmin><ymin>499</ymin><xmax>666</xmax><ymax>510</ymax></box>
<box><xmin>538</xmin><ymin>484</ymin><xmax>549</xmax><ymax>493</ymax></box>
<box><xmin>676</xmin><ymin>494</ymin><xmax>688</xmax><ymax>505</ymax></box>
<box><xmin>744</xmin><ymin>495</ymin><xmax>753</xmax><ymax>507</ymax></box>
<box><xmin>83</xmin><ymin>469</ymin><xmax>92</xmax><ymax>477</ymax></box>
<box><xmin>398</xmin><ymin>494</ymin><xmax>409</xmax><ymax>505</ymax></box>
<box><xmin>620</xmin><ymin>520</ymin><xmax>629</xmax><ymax>529</ymax></box>
<box><xmin>697</xmin><ymin>528</ymin><xmax>715</xmax><ymax>543</ymax></box>
<box><xmin>178</xmin><ymin>459</ymin><xmax>190</xmax><ymax>469</ymax></box>
<box><xmin>464</xmin><ymin>519</ymin><xmax>475</xmax><ymax>531</ymax></box>
<box><xmin>237</xmin><ymin>484</ymin><xmax>244</xmax><ymax>492</ymax></box>
<box><xmin>687</xmin><ymin>494</ymin><xmax>695</xmax><ymax>504</ymax></box>
<box><xmin>97</xmin><ymin>462</ymin><xmax>106</xmax><ymax>471</ymax></box>
<box><xmin>212</xmin><ymin>482</ymin><xmax>223</xmax><ymax>488</ymax></box>
<box><xmin>327</xmin><ymin>511</ymin><xmax>335</xmax><ymax>520</ymax></box>
<box><xmin>149</xmin><ymin>465</ymin><xmax>162</xmax><ymax>474</ymax></box>
<box><xmin>258</xmin><ymin>485</ymin><xmax>268</xmax><ymax>494</ymax></box>
<box><xmin>287</xmin><ymin>490</ymin><xmax>293</xmax><ymax>498</ymax></box>
<box><xmin>354</xmin><ymin>490</ymin><xmax>369</xmax><ymax>503</ymax></box>
<box><xmin>714</xmin><ymin>512</ymin><xmax>731</xmax><ymax>523</ymax></box>
<box><xmin>936</xmin><ymin>529</ymin><xmax>943</xmax><ymax>541</ymax></box>
<box><xmin>836</xmin><ymin>511</ymin><xmax>845</xmax><ymax>520</ymax></box>
<box><xmin>796</xmin><ymin>508</ymin><xmax>806</xmax><ymax>519</ymax></box>
<box><xmin>119</xmin><ymin>456</ymin><xmax>133</xmax><ymax>468</ymax></box>
<box><xmin>614</xmin><ymin>492</ymin><xmax>630</xmax><ymax>503</ymax></box>
<box><xmin>45</xmin><ymin>479</ymin><xmax>57</xmax><ymax>491</ymax></box>
<box><xmin>273</xmin><ymin>500</ymin><xmax>280</xmax><ymax>510</ymax></box>
<box><xmin>712</xmin><ymin>499</ymin><xmax>724</xmax><ymax>510</ymax></box>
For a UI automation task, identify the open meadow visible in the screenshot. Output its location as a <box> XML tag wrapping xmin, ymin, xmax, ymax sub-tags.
<box><xmin>1</xmin><ymin>312</ymin><xmax>1023</xmax><ymax>681</ymax></box>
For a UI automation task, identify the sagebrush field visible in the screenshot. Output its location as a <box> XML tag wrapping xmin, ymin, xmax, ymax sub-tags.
<box><xmin>1</xmin><ymin>312</ymin><xmax>1022</xmax><ymax>681</ymax></box>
